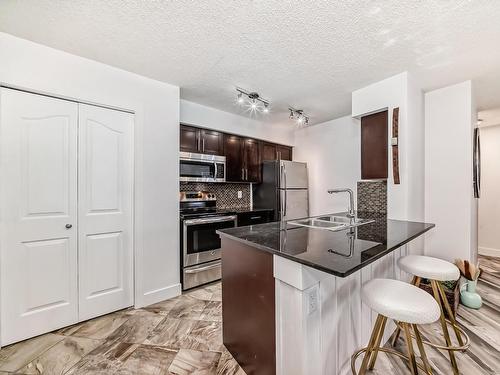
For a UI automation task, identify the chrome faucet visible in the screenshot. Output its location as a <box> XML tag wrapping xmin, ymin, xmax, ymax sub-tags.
<box><xmin>327</xmin><ymin>188</ymin><xmax>355</xmax><ymax>218</ymax></box>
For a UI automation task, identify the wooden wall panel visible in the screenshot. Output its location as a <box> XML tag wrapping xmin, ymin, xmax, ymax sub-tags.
<box><xmin>361</xmin><ymin>110</ymin><xmax>388</xmax><ymax>180</ymax></box>
<box><xmin>222</xmin><ymin>237</ymin><xmax>276</xmax><ymax>375</ymax></box>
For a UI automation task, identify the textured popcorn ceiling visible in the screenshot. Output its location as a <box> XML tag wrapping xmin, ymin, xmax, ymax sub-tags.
<box><xmin>1</xmin><ymin>1</ymin><xmax>500</xmax><ymax>125</ymax></box>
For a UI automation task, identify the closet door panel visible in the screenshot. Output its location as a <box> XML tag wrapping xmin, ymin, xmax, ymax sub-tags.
<box><xmin>78</xmin><ymin>104</ymin><xmax>134</xmax><ymax>321</ymax></box>
<box><xmin>0</xmin><ymin>88</ymin><xmax>78</xmax><ymax>345</ymax></box>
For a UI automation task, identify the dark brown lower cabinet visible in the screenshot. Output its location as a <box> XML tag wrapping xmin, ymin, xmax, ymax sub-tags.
<box><xmin>221</xmin><ymin>237</ymin><xmax>276</xmax><ymax>375</ymax></box>
<box><xmin>361</xmin><ymin>110</ymin><xmax>388</xmax><ymax>179</ymax></box>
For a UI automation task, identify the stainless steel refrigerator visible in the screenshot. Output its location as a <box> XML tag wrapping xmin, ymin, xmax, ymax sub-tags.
<box><xmin>253</xmin><ymin>160</ymin><xmax>309</xmax><ymax>221</ymax></box>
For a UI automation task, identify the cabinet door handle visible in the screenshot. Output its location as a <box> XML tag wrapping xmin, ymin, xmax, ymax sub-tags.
<box><xmin>241</xmin><ymin>168</ymin><xmax>244</xmax><ymax>180</ymax></box>
<box><xmin>202</xmin><ymin>139</ymin><xmax>205</xmax><ymax>152</ymax></box>
<box><xmin>65</xmin><ymin>224</ymin><xmax>72</xmax><ymax>229</ymax></box>
<box><xmin>198</xmin><ymin>135</ymin><xmax>201</xmax><ymax>151</ymax></box>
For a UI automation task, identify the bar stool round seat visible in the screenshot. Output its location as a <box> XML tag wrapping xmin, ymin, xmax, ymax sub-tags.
<box><xmin>394</xmin><ymin>254</ymin><xmax>469</xmax><ymax>375</ymax></box>
<box><xmin>398</xmin><ymin>255</ymin><xmax>460</xmax><ymax>281</ymax></box>
<box><xmin>362</xmin><ymin>278</ymin><xmax>440</xmax><ymax>324</ymax></box>
<box><xmin>352</xmin><ymin>278</ymin><xmax>440</xmax><ymax>375</ymax></box>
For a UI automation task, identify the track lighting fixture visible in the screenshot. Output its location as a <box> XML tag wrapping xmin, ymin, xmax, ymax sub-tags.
<box><xmin>235</xmin><ymin>88</ymin><xmax>270</xmax><ymax>114</ymax></box>
<box><xmin>288</xmin><ymin>107</ymin><xmax>310</xmax><ymax>126</ymax></box>
<box><xmin>234</xmin><ymin>88</ymin><xmax>311</xmax><ymax>125</ymax></box>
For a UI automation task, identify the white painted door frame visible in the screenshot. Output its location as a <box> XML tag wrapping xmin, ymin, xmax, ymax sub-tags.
<box><xmin>0</xmin><ymin>86</ymin><xmax>137</xmax><ymax>346</ymax></box>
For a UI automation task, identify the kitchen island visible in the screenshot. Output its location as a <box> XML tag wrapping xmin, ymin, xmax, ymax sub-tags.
<box><xmin>218</xmin><ymin>213</ymin><xmax>434</xmax><ymax>375</ymax></box>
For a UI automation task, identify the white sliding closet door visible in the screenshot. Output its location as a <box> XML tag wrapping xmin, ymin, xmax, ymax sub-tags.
<box><xmin>0</xmin><ymin>89</ymin><xmax>78</xmax><ymax>345</ymax></box>
<box><xmin>78</xmin><ymin>104</ymin><xmax>134</xmax><ymax>321</ymax></box>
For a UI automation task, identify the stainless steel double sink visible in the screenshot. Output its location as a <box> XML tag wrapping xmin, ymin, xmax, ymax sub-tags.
<box><xmin>288</xmin><ymin>215</ymin><xmax>374</xmax><ymax>232</ymax></box>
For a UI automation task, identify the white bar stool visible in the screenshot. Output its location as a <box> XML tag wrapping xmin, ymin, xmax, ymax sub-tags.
<box><xmin>394</xmin><ymin>255</ymin><xmax>470</xmax><ymax>375</ymax></box>
<box><xmin>352</xmin><ymin>278</ymin><xmax>440</xmax><ymax>375</ymax></box>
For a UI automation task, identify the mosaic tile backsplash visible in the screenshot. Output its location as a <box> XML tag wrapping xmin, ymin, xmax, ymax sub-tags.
<box><xmin>357</xmin><ymin>180</ymin><xmax>387</xmax><ymax>214</ymax></box>
<box><xmin>180</xmin><ymin>182</ymin><xmax>251</xmax><ymax>210</ymax></box>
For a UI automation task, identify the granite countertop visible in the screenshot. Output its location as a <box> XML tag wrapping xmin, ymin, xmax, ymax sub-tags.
<box><xmin>217</xmin><ymin>212</ymin><xmax>435</xmax><ymax>278</ymax></box>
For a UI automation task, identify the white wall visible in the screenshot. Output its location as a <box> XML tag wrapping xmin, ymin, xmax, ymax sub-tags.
<box><xmin>293</xmin><ymin>116</ymin><xmax>360</xmax><ymax>216</ymax></box>
<box><xmin>478</xmin><ymin>124</ymin><xmax>500</xmax><ymax>257</ymax></box>
<box><xmin>424</xmin><ymin>81</ymin><xmax>477</xmax><ymax>262</ymax></box>
<box><xmin>180</xmin><ymin>99</ymin><xmax>294</xmax><ymax>146</ymax></box>
<box><xmin>351</xmin><ymin>72</ymin><xmax>425</xmax><ymax>222</ymax></box>
<box><xmin>0</xmin><ymin>33</ymin><xmax>181</xmax><ymax>307</ymax></box>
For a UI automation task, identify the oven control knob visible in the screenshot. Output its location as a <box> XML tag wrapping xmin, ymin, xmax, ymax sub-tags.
<box><xmin>211</xmin><ymin>251</ymin><xmax>216</xmax><ymax>255</ymax></box>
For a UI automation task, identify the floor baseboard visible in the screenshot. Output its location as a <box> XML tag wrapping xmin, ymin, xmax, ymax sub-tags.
<box><xmin>478</xmin><ymin>246</ymin><xmax>500</xmax><ymax>258</ymax></box>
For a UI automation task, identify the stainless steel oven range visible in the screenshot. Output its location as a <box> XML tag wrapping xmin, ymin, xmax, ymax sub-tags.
<box><xmin>180</xmin><ymin>191</ymin><xmax>237</xmax><ymax>290</ymax></box>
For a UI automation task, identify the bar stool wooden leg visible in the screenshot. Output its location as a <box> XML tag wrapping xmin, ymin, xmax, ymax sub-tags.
<box><xmin>403</xmin><ymin>323</ymin><xmax>419</xmax><ymax>375</ymax></box>
<box><xmin>391</xmin><ymin>276</ymin><xmax>421</xmax><ymax>347</ymax></box>
<box><xmin>413</xmin><ymin>324</ymin><xmax>433</xmax><ymax>375</ymax></box>
<box><xmin>359</xmin><ymin>314</ymin><xmax>385</xmax><ymax>375</ymax></box>
<box><xmin>431</xmin><ymin>280</ymin><xmax>459</xmax><ymax>375</ymax></box>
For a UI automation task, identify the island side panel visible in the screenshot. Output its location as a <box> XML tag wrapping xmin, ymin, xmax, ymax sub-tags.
<box><xmin>274</xmin><ymin>244</ymin><xmax>418</xmax><ymax>375</ymax></box>
<box><xmin>221</xmin><ymin>237</ymin><xmax>276</xmax><ymax>375</ymax></box>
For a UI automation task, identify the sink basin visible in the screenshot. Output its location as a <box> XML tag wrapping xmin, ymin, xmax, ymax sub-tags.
<box><xmin>288</xmin><ymin>215</ymin><xmax>374</xmax><ymax>232</ymax></box>
<box><xmin>316</xmin><ymin>216</ymin><xmax>373</xmax><ymax>225</ymax></box>
<box><xmin>289</xmin><ymin>218</ymin><xmax>346</xmax><ymax>230</ymax></box>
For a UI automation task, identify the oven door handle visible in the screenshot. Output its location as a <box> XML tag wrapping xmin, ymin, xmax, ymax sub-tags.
<box><xmin>183</xmin><ymin>215</ymin><xmax>237</xmax><ymax>225</ymax></box>
<box><xmin>184</xmin><ymin>262</ymin><xmax>221</xmax><ymax>274</ymax></box>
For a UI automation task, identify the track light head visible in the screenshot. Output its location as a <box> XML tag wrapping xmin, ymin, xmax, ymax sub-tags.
<box><xmin>235</xmin><ymin>88</ymin><xmax>270</xmax><ymax>115</ymax></box>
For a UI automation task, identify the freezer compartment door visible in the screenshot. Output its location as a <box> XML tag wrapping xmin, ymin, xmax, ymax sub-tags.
<box><xmin>279</xmin><ymin>161</ymin><xmax>308</xmax><ymax>189</ymax></box>
<box><xmin>280</xmin><ymin>189</ymin><xmax>309</xmax><ymax>221</ymax></box>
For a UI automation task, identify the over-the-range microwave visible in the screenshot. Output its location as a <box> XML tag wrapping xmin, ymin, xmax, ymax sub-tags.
<box><xmin>179</xmin><ymin>151</ymin><xmax>226</xmax><ymax>183</ymax></box>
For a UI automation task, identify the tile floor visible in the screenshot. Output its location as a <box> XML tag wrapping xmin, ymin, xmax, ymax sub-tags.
<box><xmin>0</xmin><ymin>283</ymin><xmax>244</xmax><ymax>375</ymax></box>
<box><xmin>0</xmin><ymin>255</ymin><xmax>498</xmax><ymax>374</ymax></box>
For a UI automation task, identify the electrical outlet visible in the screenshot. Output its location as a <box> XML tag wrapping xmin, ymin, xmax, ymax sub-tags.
<box><xmin>306</xmin><ymin>286</ymin><xmax>319</xmax><ymax>315</ymax></box>
<box><xmin>237</xmin><ymin>191</ymin><xmax>243</xmax><ymax>199</ymax></box>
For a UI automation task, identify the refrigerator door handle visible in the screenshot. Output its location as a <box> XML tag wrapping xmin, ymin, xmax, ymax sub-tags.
<box><xmin>283</xmin><ymin>166</ymin><xmax>287</xmax><ymax>218</ymax></box>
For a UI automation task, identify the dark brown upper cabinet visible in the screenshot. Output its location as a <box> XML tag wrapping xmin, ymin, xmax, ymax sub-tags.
<box><xmin>223</xmin><ymin>135</ymin><xmax>261</xmax><ymax>183</ymax></box>
<box><xmin>224</xmin><ymin>134</ymin><xmax>244</xmax><ymax>182</ymax></box>
<box><xmin>179</xmin><ymin>124</ymin><xmax>223</xmax><ymax>155</ymax></box>
<box><xmin>200</xmin><ymin>129</ymin><xmax>223</xmax><ymax>155</ymax></box>
<box><xmin>277</xmin><ymin>145</ymin><xmax>292</xmax><ymax>161</ymax></box>
<box><xmin>244</xmin><ymin>138</ymin><xmax>261</xmax><ymax>182</ymax></box>
<box><xmin>361</xmin><ymin>110</ymin><xmax>388</xmax><ymax>179</ymax></box>
<box><xmin>180</xmin><ymin>125</ymin><xmax>199</xmax><ymax>153</ymax></box>
<box><xmin>261</xmin><ymin>142</ymin><xmax>293</xmax><ymax>161</ymax></box>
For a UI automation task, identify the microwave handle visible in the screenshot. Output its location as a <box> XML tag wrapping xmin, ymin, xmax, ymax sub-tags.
<box><xmin>184</xmin><ymin>215</ymin><xmax>237</xmax><ymax>225</ymax></box>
